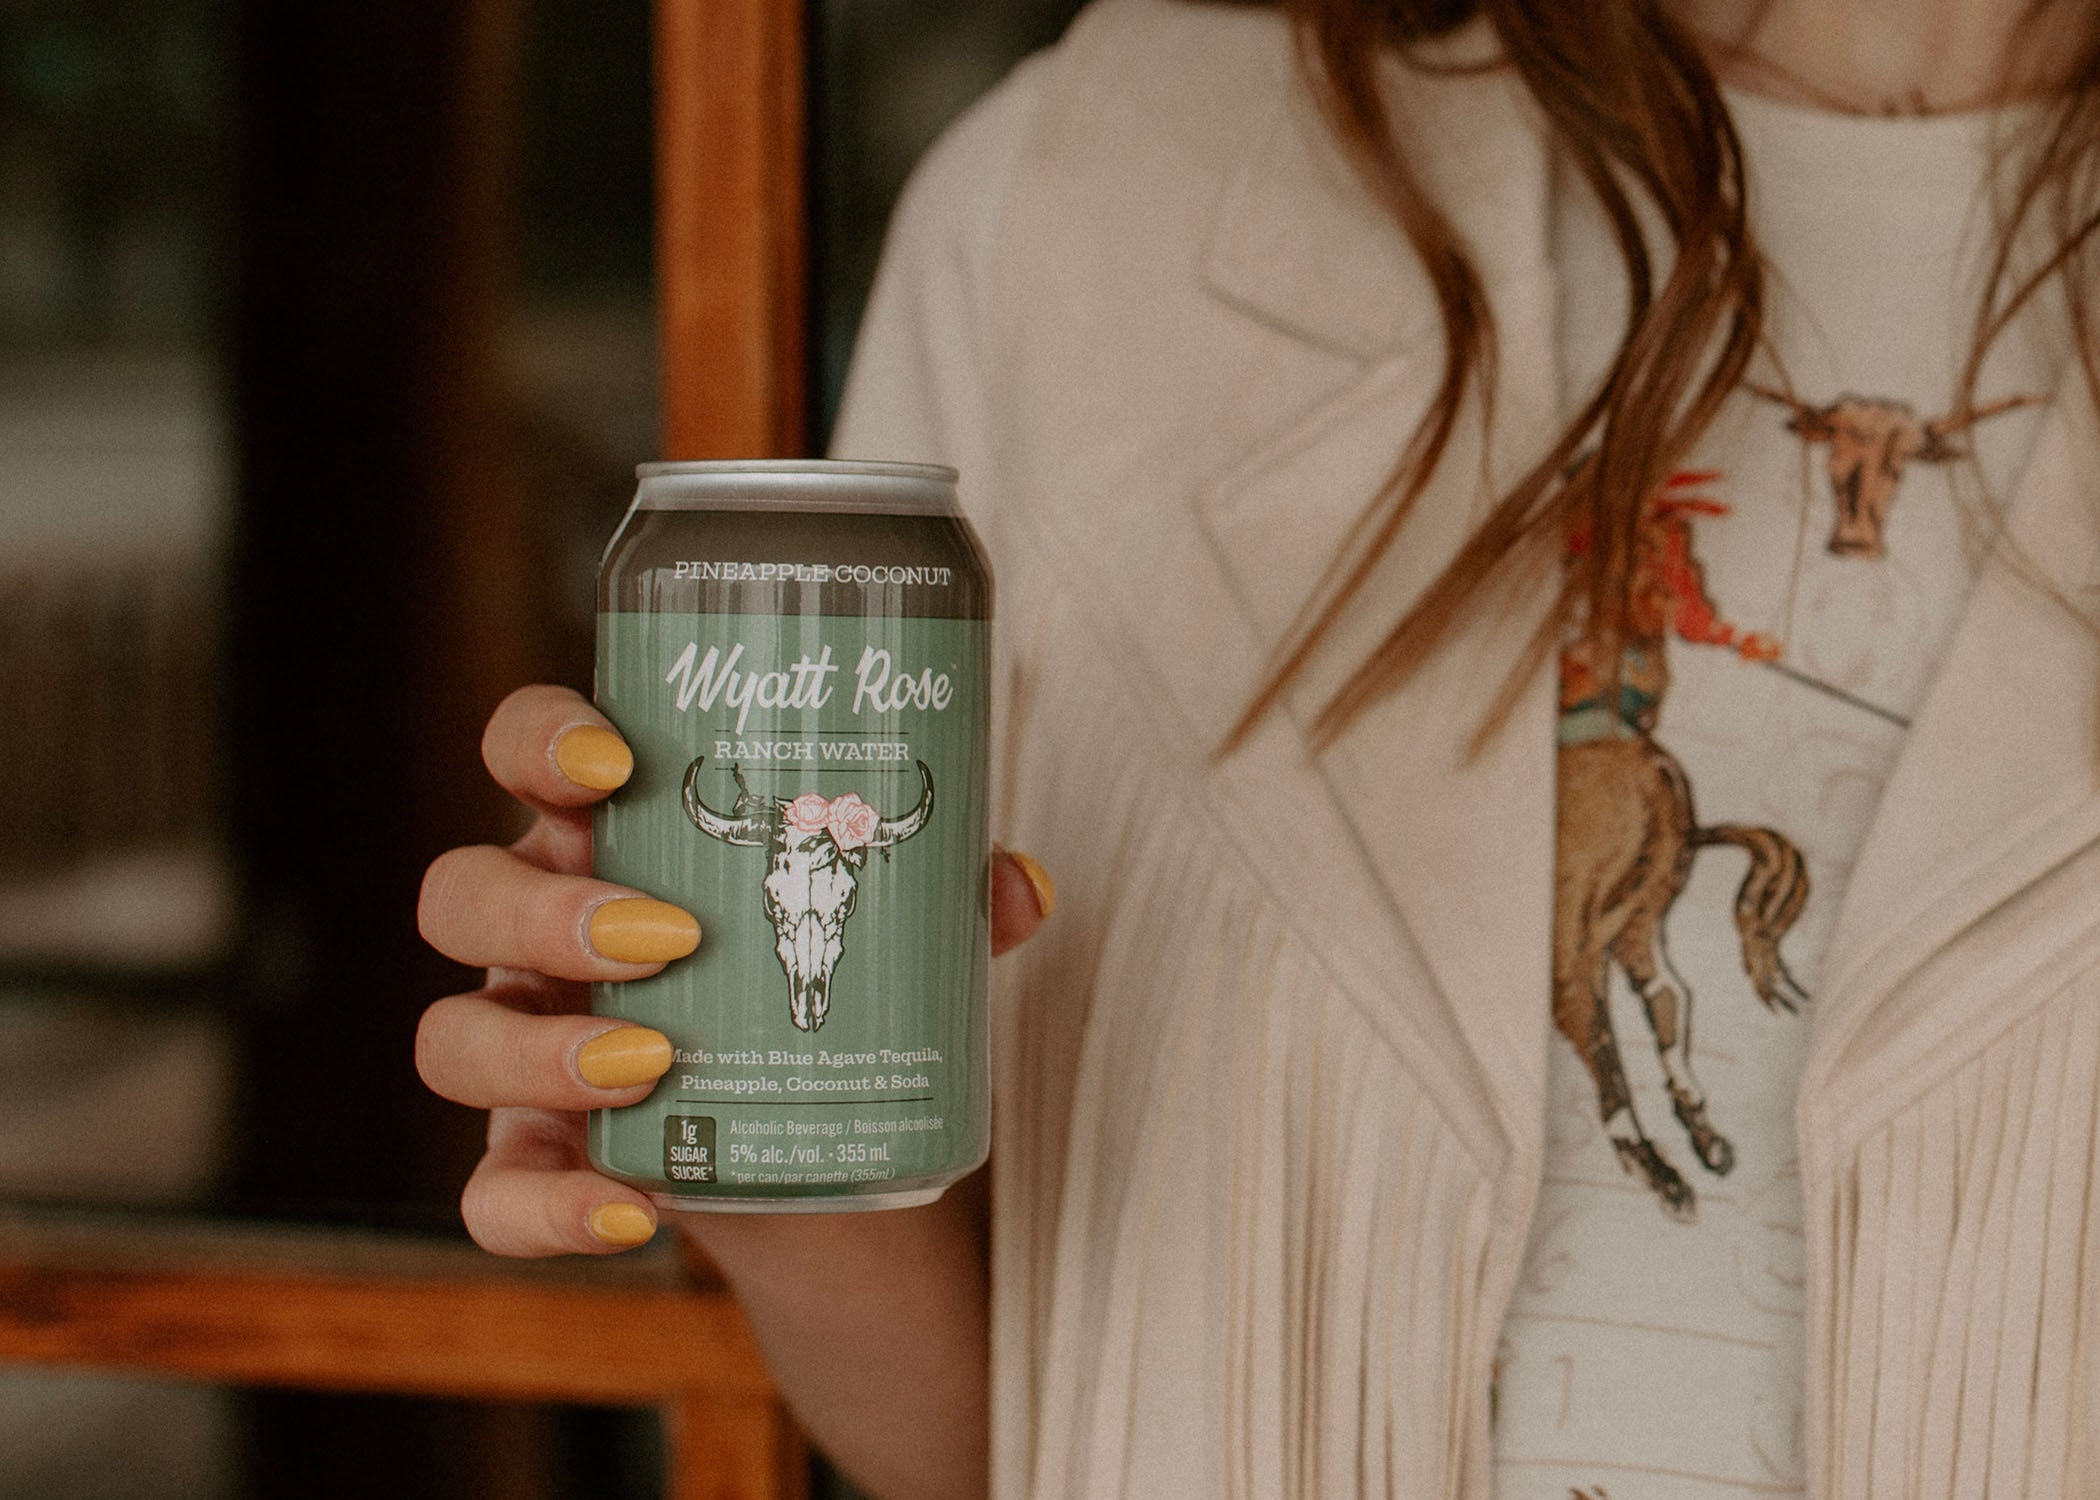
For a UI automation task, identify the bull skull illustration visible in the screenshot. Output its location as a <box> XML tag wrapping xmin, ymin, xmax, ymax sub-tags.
<box><xmin>1747</xmin><ymin>382</ymin><xmax>2040</xmax><ymax>558</ymax></box>
<box><xmin>682</xmin><ymin>757</ymin><xmax>935</xmax><ymax>1032</ymax></box>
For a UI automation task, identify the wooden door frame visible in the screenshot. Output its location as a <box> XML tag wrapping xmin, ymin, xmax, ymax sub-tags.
<box><xmin>657</xmin><ymin>0</ymin><xmax>808</xmax><ymax>459</ymax></box>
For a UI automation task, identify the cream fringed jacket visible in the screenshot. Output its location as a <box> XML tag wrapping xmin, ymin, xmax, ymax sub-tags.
<box><xmin>828</xmin><ymin>2</ymin><xmax>2100</xmax><ymax>1496</ymax></box>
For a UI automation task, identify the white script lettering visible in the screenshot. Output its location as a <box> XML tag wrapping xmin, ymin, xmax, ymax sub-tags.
<box><xmin>665</xmin><ymin>642</ymin><xmax>838</xmax><ymax>732</ymax></box>
<box><xmin>851</xmin><ymin>647</ymin><xmax>954</xmax><ymax>716</ymax></box>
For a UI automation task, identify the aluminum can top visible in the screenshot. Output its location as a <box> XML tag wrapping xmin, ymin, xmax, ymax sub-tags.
<box><xmin>632</xmin><ymin>460</ymin><xmax>959</xmax><ymax>515</ymax></box>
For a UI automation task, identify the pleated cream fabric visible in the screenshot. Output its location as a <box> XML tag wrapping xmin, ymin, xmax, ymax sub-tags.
<box><xmin>829</xmin><ymin>3</ymin><xmax>2100</xmax><ymax>1495</ymax></box>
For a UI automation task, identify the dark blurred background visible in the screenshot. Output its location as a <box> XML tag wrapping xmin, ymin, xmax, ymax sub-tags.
<box><xmin>0</xmin><ymin>1</ymin><xmax>1082</xmax><ymax>1495</ymax></box>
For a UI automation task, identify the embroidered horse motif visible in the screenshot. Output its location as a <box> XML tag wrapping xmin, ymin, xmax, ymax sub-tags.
<box><xmin>1554</xmin><ymin>471</ymin><xmax>1811</xmax><ymax>1221</ymax></box>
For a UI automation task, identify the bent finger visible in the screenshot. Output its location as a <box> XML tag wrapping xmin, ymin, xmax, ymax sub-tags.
<box><xmin>418</xmin><ymin>994</ymin><xmax>672</xmax><ymax>1111</ymax></box>
<box><xmin>463</xmin><ymin>1151</ymin><xmax>660</xmax><ymax>1258</ymax></box>
<box><xmin>484</xmin><ymin>684</ymin><xmax>634</xmax><ymax>811</ymax></box>
<box><xmin>419</xmin><ymin>843</ymin><xmax>699</xmax><ymax>980</ymax></box>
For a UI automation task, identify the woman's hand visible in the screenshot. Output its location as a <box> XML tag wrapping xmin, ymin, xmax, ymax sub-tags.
<box><xmin>415</xmin><ymin>684</ymin><xmax>1054</xmax><ymax>1258</ymax></box>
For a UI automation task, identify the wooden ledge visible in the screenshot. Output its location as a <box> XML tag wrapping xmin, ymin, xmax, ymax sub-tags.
<box><xmin>0</xmin><ymin>1206</ymin><xmax>771</xmax><ymax>1405</ymax></box>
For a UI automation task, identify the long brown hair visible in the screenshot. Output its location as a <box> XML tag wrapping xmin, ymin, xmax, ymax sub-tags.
<box><xmin>1228</xmin><ymin>0</ymin><xmax>2100</xmax><ymax>755</ymax></box>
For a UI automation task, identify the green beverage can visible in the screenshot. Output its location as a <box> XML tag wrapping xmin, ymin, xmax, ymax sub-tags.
<box><xmin>590</xmin><ymin>460</ymin><xmax>992</xmax><ymax>1212</ymax></box>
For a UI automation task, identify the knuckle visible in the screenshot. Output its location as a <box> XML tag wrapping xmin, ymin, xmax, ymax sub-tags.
<box><xmin>460</xmin><ymin>1161</ymin><xmax>580</xmax><ymax>1261</ymax></box>
<box><xmin>418</xmin><ymin>846</ymin><xmax>499</xmax><ymax>944</ymax></box>
<box><xmin>495</xmin><ymin>684</ymin><xmax>546</xmax><ymax>721</ymax></box>
<box><xmin>484</xmin><ymin>685</ymin><xmax>544</xmax><ymax>769</ymax></box>
<box><xmin>418</xmin><ymin>1000</ymin><xmax>584</xmax><ymax>1111</ymax></box>
<box><xmin>416</xmin><ymin>852</ymin><xmax>463</xmax><ymax>939</ymax></box>
<box><xmin>412</xmin><ymin>1004</ymin><xmax>457</xmax><ymax>1097</ymax></box>
<box><xmin>459</xmin><ymin>1172</ymin><xmax>518</xmax><ymax>1257</ymax></box>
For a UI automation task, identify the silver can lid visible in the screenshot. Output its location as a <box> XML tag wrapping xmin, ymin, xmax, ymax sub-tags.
<box><xmin>633</xmin><ymin>459</ymin><xmax>959</xmax><ymax>515</ymax></box>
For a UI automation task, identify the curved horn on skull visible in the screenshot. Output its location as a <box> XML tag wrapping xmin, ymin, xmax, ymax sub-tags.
<box><xmin>1745</xmin><ymin>380</ymin><xmax>1833</xmax><ymax>438</ymax></box>
<box><xmin>683</xmin><ymin>757</ymin><xmax>774</xmax><ymax>846</ymax></box>
<box><xmin>866</xmin><ymin>760</ymin><xmax>935</xmax><ymax>850</ymax></box>
<box><xmin>1922</xmin><ymin>391</ymin><xmax>2043</xmax><ymax>455</ymax></box>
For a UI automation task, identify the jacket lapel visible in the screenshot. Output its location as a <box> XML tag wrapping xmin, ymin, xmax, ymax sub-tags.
<box><xmin>988</xmin><ymin>7</ymin><xmax>1559</xmax><ymax>1161</ymax></box>
<box><xmin>1189</xmin><ymin>53</ymin><xmax>1564</xmax><ymax>1154</ymax></box>
<box><xmin>1192</xmin><ymin>354</ymin><xmax>1561</xmax><ymax>1159</ymax></box>
<box><xmin>1803</xmin><ymin>389</ymin><xmax>2100</xmax><ymax>1122</ymax></box>
<box><xmin>990</xmin><ymin>10</ymin><xmax>1566</xmax><ymax>1161</ymax></box>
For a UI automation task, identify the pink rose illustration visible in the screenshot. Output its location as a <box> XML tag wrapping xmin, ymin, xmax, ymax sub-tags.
<box><xmin>784</xmin><ymin>792</ymin><xmax>833</xmax><ymax>834</ymax></box>
<box><xmin>825</xmin><ymin>792</ymin><xmax>879</xmax><ymax>850</ymax></box>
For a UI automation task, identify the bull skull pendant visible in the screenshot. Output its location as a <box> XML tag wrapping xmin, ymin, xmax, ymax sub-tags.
<box><xmin>681</xmin><ymin>757</ymin><xmax>935</xmax><ymax>1032</ymax></box>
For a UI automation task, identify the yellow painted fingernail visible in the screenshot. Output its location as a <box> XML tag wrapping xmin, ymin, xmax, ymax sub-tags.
<box><xmin>589</xmin><ymin>899</ymin><xmax>701</xmax><ymax>963</ymax></box>
<box><xmin>576</xmin><ymin>1026</ymin><xmax>673</xmax><ymax>1089</ymax></box>
<box><xmin>555</xmin><ymin>725</ymin><xmax>634</xmax><ymax>791</ymax></box>
<box><xmin>588</xmin><ymin>1202</ymin><xmax>656</xmax><ymax>1248</ymax></box>
<box><xmin>1007</xmin><ymin>850</ymin><xmax>1057</xmax><ymax>918</ymax></box>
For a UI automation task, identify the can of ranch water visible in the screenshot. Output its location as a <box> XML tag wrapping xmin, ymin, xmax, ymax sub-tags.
<box><xmin>590</xmin><ymin>460</ymin><xmax>992</xmax><ymax>1212</ymax></box>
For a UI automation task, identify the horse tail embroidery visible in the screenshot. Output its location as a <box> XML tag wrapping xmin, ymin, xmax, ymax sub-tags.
<box><xmin>1693</xmin><ymin>822</ymin><xmax>1811</xmax><ymax>1014</ymax></box>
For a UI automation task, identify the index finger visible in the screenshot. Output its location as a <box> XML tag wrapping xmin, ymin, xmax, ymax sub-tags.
<box><xmin>484</xmin><ymin>685</ymin><xmax>634</xmax><ymax>812</ymax></box>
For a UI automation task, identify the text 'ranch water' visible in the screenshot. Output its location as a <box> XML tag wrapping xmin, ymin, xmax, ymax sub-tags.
<box><xmin>591</xmin><ymin>461</ymin><xmax>991</xmax><ymax>1211</ymax></box>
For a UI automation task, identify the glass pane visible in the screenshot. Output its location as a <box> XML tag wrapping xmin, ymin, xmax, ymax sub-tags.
<box><xmin>0</xmin><ymin>0</ymin><xmax>238</xmax><ymax>1218</ymax></box>
<box><xmin>511</xmin><ymin>0</ymin><xmax>659</xmax><ymax>689</ymax></box>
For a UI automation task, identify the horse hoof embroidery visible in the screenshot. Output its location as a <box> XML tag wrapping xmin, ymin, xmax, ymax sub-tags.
<box><xmin>1669</xmin><ymin>1088</ymin><xmax>1737</xmax><ymax>1177</ymax></box>
<box><xmin>682</xmin><ymin>757</ymin><xmax>935</xmax><ymax>1033</ymax></box>
<box><xmin>1613</xmin><ymin>1136</ymin><xmax>1697</xmax><ymax>1223</ymax></box>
